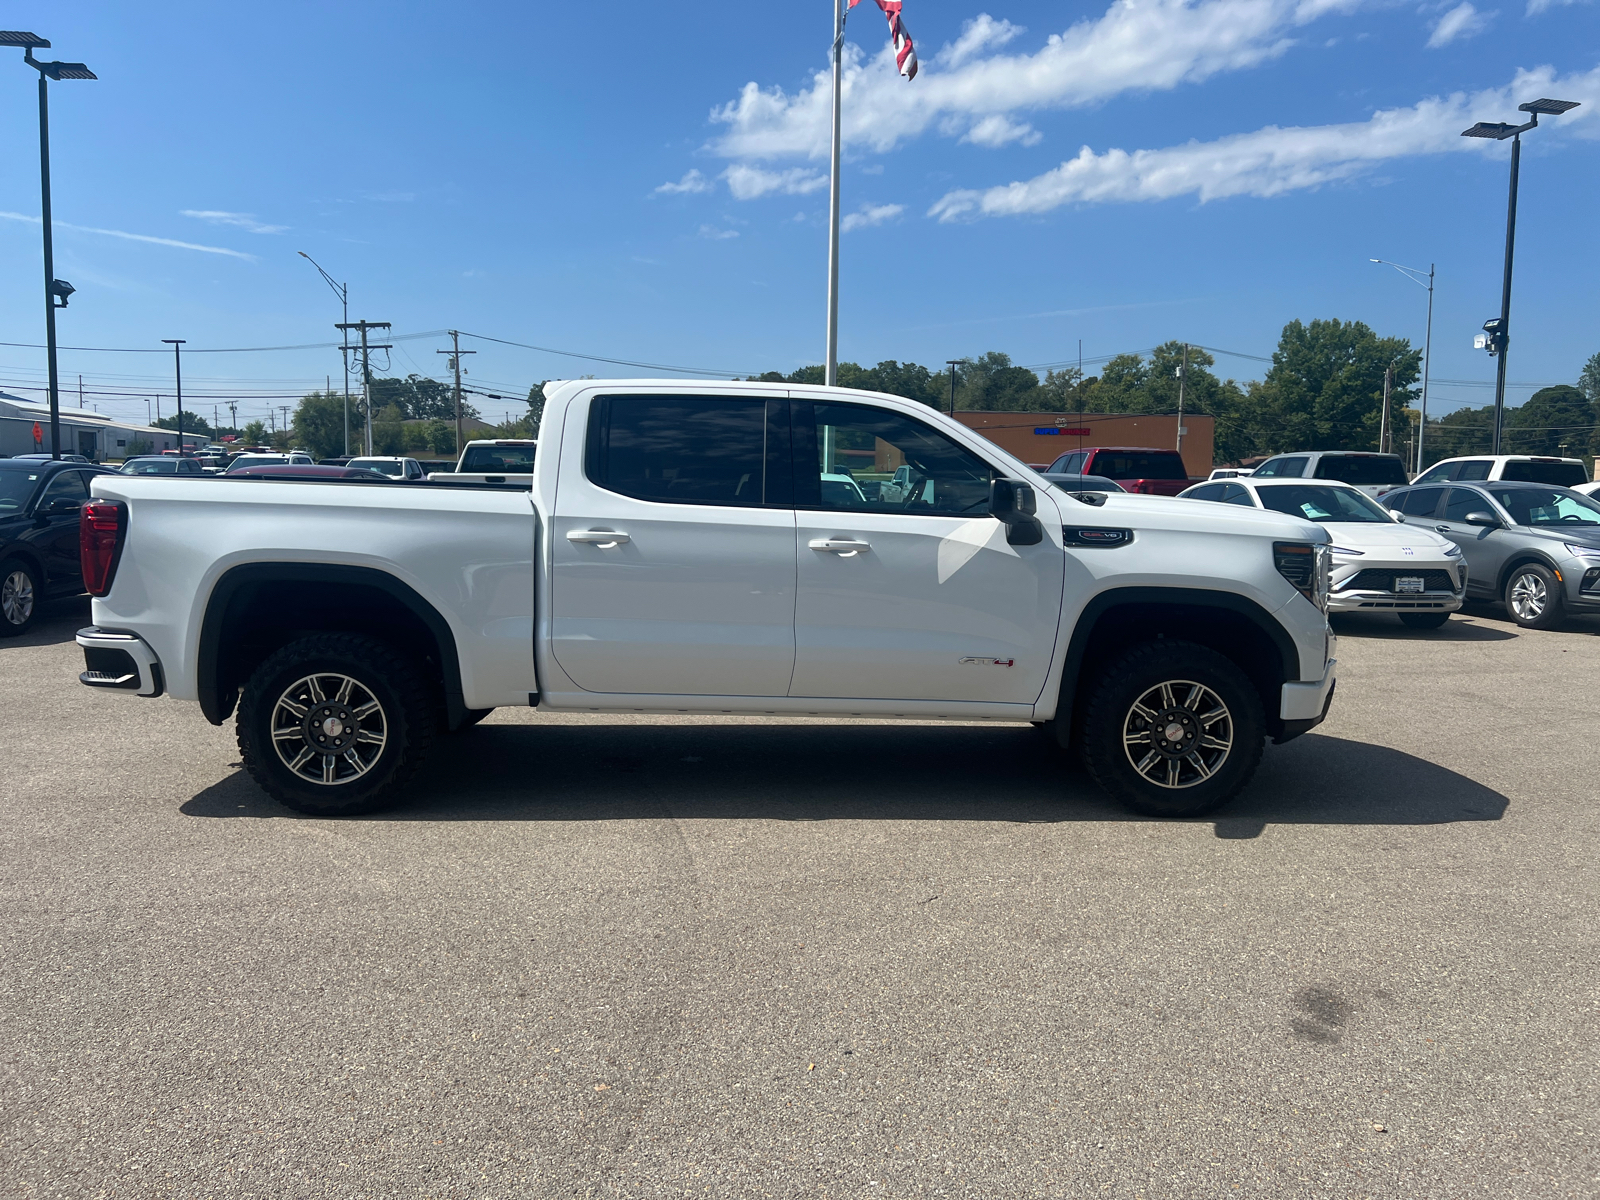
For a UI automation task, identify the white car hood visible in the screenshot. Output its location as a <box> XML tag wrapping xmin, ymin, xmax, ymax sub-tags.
<box><xmin>1321</xmin><ymin>521</ymin><xmax>1452</xmax><ymax>554</ymax></box>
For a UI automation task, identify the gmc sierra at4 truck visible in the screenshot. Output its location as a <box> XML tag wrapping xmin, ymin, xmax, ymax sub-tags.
<box><xmin>74</xmin><ymin>380</ymin><xmax>1336</xmax><ymax>819</ymax></box>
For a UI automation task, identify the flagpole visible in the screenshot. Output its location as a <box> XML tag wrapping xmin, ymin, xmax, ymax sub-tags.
<box><xmin>825</xmin><ymin>0</ymin><xmax>844</xmax><ymax>386</ymax></box>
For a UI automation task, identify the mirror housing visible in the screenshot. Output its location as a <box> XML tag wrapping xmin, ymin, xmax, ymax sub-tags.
<box><xmin>47</xmin><ymin>497</ymin><xmax>81</xmax><ymax>515</ymax></box>
<box><xmin>1388</xmin><ymin>509</ymin><xmax>1405</xmax><ymax>521</ymax></box>
<box><xmin>990</xmin><ymin>478</ymin><xmax>1043</xmax><ymax>545</ymax></box>
<box><xmin>1464</xmin><ymin>511</ymin><xmax>1500</xmax><ymax>528</ymax></box>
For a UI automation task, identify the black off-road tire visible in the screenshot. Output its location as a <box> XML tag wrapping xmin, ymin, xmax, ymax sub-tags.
<box><xmin>1398</xmin><ymin>611</ymin><xmax>1451</xmax><ymax>630</ymax></box>
<box><xmin>1081</xmin><ymin>640</ymin><xmax>1265</xmax><ymax>818</ymax></box>
<box><xmin>1503</xmin><ymin>563</ymin><xmax>1566</xmax><ymax>630</ymax></box>
<box><xmin>237</xmin><ymin>633</ymin><xmax>436</xmax><ymax>816</ymax></box>
<box><xmin>0</xmin><ymin>557</ymin><xmax>41</xmax><ymax>638</ymax></box>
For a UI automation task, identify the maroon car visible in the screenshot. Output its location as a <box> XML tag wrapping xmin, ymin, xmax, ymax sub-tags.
<box><xmin>1045</xmin><ymin>447</ymin><xmax>1193</xmax><ymax>496</ymax></box>
<box><xmin>226</xmin><ymin>464</ymin><xmax>392</xmax><ymax>481</ymax></box>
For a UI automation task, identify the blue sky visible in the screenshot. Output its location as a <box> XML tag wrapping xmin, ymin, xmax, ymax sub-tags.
<box><xmin>0</xmin><ymin>0</ymin><xmax>1595</xmax><ymax>433</ymax></box>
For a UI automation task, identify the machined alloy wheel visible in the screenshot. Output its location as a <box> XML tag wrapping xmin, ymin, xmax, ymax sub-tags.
<box><xmin>1</xmin><ymin>568</ymin><xmax>34</xmax><ymax>627</ymax></box>
<box><xmin>1121</xmin><ymin>679</ymin><xmax>1233</xmax><ymax>790</ymax></box>
<box><xmin>1507</xmin><ymin>571</ymin><xmax>1547</xmax><ymax>622</ymax></box>
<box><xmin>269</xmin><ymin>672</ymin><xmax>388</xmax><ymax>786</ymax></box>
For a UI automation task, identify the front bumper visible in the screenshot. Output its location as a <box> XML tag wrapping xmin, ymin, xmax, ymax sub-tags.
<box><xmin>1277</xmin><ymin>656</ymin><xmax>1336</xmax><ymax>743</ymax></box>
<box><xmin>1329</xmin><ymin>558</ymin><xmax>1465</xmax><ymax>614</ymax></box>
<box><xmin>1327</xmin><ymin>589</ymin><xmax>1463</xmax><ymax>613</ymax></box>
<box><xmin>76</xmin><ymin>626</ymin><xmax>164</xmax><ymax>697</ymax></box>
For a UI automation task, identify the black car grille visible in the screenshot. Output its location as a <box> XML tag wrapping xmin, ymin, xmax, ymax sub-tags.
<box><xmin>1338</xmin><ymin>568</ymin><xmax>1458</xmax><ymax>593</ymax></box>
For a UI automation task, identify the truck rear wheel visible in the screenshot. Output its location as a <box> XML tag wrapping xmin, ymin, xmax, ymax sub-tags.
<box><xmin>1081</xmin><ymin>640</ymin><xmax>1264</xmax><ymax>818</ymax></box>
<box><xmin>237</xmin><ymin>633</ymin><xmax>435</xmax><ymax>816</ymax></box>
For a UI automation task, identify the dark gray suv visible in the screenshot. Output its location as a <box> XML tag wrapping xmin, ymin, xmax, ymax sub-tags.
<box><xmin>1385</xmin><ymin>480</ymin><xmax>1600</xmax><ymax>628</ymax></box>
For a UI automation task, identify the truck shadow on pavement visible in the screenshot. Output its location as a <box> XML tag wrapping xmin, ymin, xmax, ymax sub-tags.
<box><xmin>1328</xmin><ymin>612</ymin><xmax>1518</xmax><ymax>641</ymax></box>
<box><xmin>0</xmin><ymin>598</ymin><xmax>89</xmax><ymax>649</ymax></box>
<box><xmin>183</xmin><ymin>724</ymin><xmax>1507</xmax><ymax>840</ymax></box>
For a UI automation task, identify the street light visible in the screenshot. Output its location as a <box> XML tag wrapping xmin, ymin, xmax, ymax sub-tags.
<box><xmin>1370</xmin><ymin>259</ymin><xmax>1435</xmax><ymax>474</ymax></box>
<box><xmin>298</xmin><ymin>251</ymin><xmax>352</xmax><ymax>455</ymax></box>
<box><xmin>162</xmin><ymin>340</ymin><xmax>186</xmax><ymax>454</ymax></box>
<box><xmin>1461</xmin><ymin>96</ymin><xmax>1580</xmax><ymax>455</ymax></box>
<box><xmin>3</xmin><ymin>31</ymin><xmax>96</xmax><ymax>460</ymax></box>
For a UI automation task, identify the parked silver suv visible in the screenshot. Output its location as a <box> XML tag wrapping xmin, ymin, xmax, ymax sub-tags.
<box><xmin>1386</xmin><ymin>480</ymin><xmax>1600</xmax><ymax>628</ymax></box>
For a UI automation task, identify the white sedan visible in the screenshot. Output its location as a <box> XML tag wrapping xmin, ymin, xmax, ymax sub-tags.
<box><xmin>1179</xmin><ymin>476</ymin><xmax>1466</xmax><ymax>629</ymax></box>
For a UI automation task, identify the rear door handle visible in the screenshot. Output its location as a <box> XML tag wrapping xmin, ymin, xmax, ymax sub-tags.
<box><xmin>809</xmin><ymin>537</ymin><xmax>871</xmax><ymax>556</ymax></box>
<box><xmin>567</xmin><ymin>529</ymin><xmax>631</xmax><ymax>546</ymax></box>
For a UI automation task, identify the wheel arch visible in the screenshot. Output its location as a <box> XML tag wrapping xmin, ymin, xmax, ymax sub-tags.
<box><xmin>1495</xmin><ymin>551</ymin><xmax>1565</xmax><ymax>599</ymax></box>
<box><xmin>197</xmin><ymin>562</ymin><xmax>467</xmax><ymax>730</ymax></box>
<box><xmin>1052</xmin><ymin>587</ymin><xmax>1301</xmax><ymax>745</ymax></box>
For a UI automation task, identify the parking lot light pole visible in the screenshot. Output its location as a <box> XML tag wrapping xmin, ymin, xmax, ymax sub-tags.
<box><xmin>1370</xmin><ymin>259</ymin><xmax>1434</xmax><ymax>474</ymax></box>
<box><xmin>1461</xmin><ymin>97</ymin><xmax>1580</xmax><ymax>455</ymax></box>
<box><xmin>4</xmin><ymin>32</ymin><xmax>96</xmax><ymax>460</ymax></box>
<box><xmin>298</xmin><ymin>251</ymin><xmax>351</xmax><ymax>455</ymax></box>
<box><xmin>162</xmin><ymin>340</ymin><xmax>186</xmax><ymax>453</ymax></box>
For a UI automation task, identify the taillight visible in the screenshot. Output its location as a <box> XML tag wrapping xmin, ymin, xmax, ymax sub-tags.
<box><xmin>80</xmin><ymin>500</ymin><xmax>127</xmax><ymax>597</ymax></box>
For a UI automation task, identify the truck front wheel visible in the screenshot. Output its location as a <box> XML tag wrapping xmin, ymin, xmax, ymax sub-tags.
<box><xmin>237</xmin><ymin>634</ymin><xmax>436</xmax><ymax>816</ymax></box>
<box><xmin>1081</xmin><ymin>640</ymin><xmax>1265</xmax><ymax>818</ymax></box>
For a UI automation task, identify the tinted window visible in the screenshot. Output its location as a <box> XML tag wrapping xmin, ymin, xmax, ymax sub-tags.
<box><xmin>1313</xmin><ymin>455</ymin><xmax>1407</xmax><ymax>485</ymax></box>
<box><xmin>1255</xmin><ymin>485</ymin><xmax>1392</xmax><ymax>523</ymax></box>
<box><xmin>38</xmin><ymin>470</ymin><xmax>89</xmax><ymax>509</ymax></box>
<box><xmin>1488</xmin><ymin>486</ymin><xmax>1600</xmax><ymax>527</ymax></box>
<box><xmin>1456</xmin><ymin>460</ymin><xmax>1492</xmax><ymax>481</ymax></box>
<box><xmin>1500</xmin><ymin>460</ymin><xmax>1588</xmax><ymax>486</ymax></box>
<box><xmin>1256</xmin><ymin>457</ymin><xmax>1307</xmax><ymax>478</ymax></box>
<box><xmin>1397</xmin><ymin>488</ymin><xmax>1444</xmax><ymax>517</ymax></box>
<box><xmin>121</xmin><ymin>459</ymin><xmax>178</xmax><ymax>475</ymax></box>
<box><xmin>587</xmin><ymin>396</ymin><xmax>781</xmax><ymax>506</ymax></box>
<box><xmin>0</xmin><ymin>468</ymin><xmax>43</xmax><ymax>512</ymax></box>
<box><xmin>794</xmin><ymin>402</ymin><xmax>993</xmax><ymax>516</ymax></box>
<box><xmin>1220</xmin><ymin>483</ymin><xmax>1255</xmax><ymax>506</ymax></box>
<box><xmin>1184</xmin><ymin>484</ymin><xmax>1224</xmax><ymax>502</ymax></box>
<box><xmin>1442</xmin><ymin>488</ymin><xmax>1491</xmax><ymax>522</ymax></box>
<box><xmin>1049</xmin><ymin>451</ymin><xmax>1086</xmax><ymax>474</ymax></box>
<box><xmin>1087</xmin><ymin>451</ymin><xmax>1187</xmax><ymax>481</ymax></box>
<box><xmin>1413</xmin><ymin>462</ymin><xmax>1457</xmax><ymax>484</ymax></box>
<box><xmin>460</xmin><ymin>444</ymin><xmax>537</xmax><ymax>471</ymax></box>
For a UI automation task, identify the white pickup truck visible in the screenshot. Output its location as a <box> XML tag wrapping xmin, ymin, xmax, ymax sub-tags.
<box><xmin>425</xmin><ymin>438</ymin><xmax>537</xmax><ymax>484</ymax></box>
<box><xmin>74</xmin><ymin>380</ymin><xmax>1336</xmax><ymax>819</ymax></box>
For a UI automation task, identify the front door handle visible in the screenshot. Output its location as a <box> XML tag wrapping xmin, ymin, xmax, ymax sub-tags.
<box><xmin>1435</xmin><ymin>525</ymin><xmax>1450</xmax><ymax>533</ymax></box>
<box><xmin>809</xmin><ymin>537</ymin><xmax>871</xmax><ymax>556</ymax></box>
<box><xmin>567</xmin><ymin>529</ymin><xmax>631</xmax><ymax>546</ymax></box>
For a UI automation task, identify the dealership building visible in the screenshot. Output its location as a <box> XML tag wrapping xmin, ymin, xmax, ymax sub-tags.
<box><xmin>0</xmin><ymin>392</ymin><xmax>202</xmax><ymax>460</ymax></box>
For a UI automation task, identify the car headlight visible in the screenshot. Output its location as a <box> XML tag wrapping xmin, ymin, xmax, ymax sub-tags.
<box><xmin>1326</xmin><ymin>545</ymin><xmax>1365</xmax><ymax>556</ymax></box>
<box><xmin>1441</xmin><ymin>543</ymin><xmax>1461</xmax><ymax>557</ymax></box>
<box><xmin>1563</xmin><ymin>543</ymin><xmax>1600</xmax><ymax>559</ymax></box>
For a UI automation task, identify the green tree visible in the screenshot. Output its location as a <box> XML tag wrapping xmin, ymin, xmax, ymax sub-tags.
<box><xmin>1250</xmin><ymin>319</ymin><xmax>1420</xmax><ymax>453</ymax></box>
<box><xmin>372</xmin><ymin>404</ymin><xmax>408</xmax><ymax>455</ymax></box>
<box><xmin>424</xmin><ymin>419</ymin><xmax>455</xmax><ymax>456</ymax></box>
<box><xmin>1425</xmin><ymin>405</ymin><xmax>1493</xmax><ymax>463</ymax></box>
<box><xmin>1578</xmin><ymin>350</ymin><xmax>1600</xmax><ymax>406</ymax></box>
<box><xmin>526</xmin><ymin>382</ymin><xmax>547</xmax><ymax>436</ymax></box>
<box><xmin>124</xmin><ymin>437</ymin><xmax>152</xmax><ymax>458</ymax></box>
<box><xmin>241</xmin><ymin>420</ymin><xmax>267</xmax><ymax>445</ymax></box>
<box><xmin>153</xmin><ymin>412</ymin><xmax>214</xmax><ymax>438</ymax></box>
<box><xmin>292</xmin><ymin>391</ymin><xmax>348</xmax><ymax>461</ymax></box>
<box><xmin>368</xmin><ymin>374</ymin><xmax>477</xmax><ymax>421</ymax></box>
<box><xmin>1503</xmin><ymin>385</ymin><xmax>1595</xmax><ymax>457</ymax></box>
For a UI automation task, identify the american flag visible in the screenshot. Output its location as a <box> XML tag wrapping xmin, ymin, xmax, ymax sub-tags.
<box><xmin>849</xmin><ymin>0</ymin><xmax>918</xmax><ymax>81</ymax></box>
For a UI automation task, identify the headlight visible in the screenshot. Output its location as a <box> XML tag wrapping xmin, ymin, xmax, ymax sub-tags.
<box><xmin>1326</xmin><ymin>545</ymin><xmax>1365</xmax><ymax>556</ymax></box>
<box><xmin>1441</xmin><ymin>543</ymin><xmax>1461</xmax><ymax>557</ymax></box>
<box><xmin>1563</xmin><ymin>543</ymin><xmax>1600</xmax><ymax>559</ymax></box>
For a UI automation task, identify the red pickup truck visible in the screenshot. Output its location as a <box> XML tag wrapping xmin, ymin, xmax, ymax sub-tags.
<box><xmin>1044</xmin><ymin>447</ymin><xmax>1193</xmax><ymax>496</ymax></box>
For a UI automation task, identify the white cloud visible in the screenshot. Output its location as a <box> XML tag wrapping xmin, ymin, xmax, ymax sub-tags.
<box><xmin>0</xmin><ymin>210</ymin><xmax>256</xmax><ymax>259</ymax></box>
<box><xmin>961</xmin><ymin>114</ymin><xmax>1043</xmax><ymax>147</ymax></box>
<box><xmin>653</xmin><ymin>169</ymin><xmax>713</xmax><ymax>195</ymax></box>
<box><xmin>1526</xmin><ymin>0</ymin><xmax>1588</xmax><ymax>13</ymax></box>
<box><xmin>841</xmin><ymin>203</ymin><xmax>906</xmax><ymax>231</ymax></box>
<box><xmin>928</xmin><ymin>63</ymin><xmax>1600</xmax><ymax>221</ymax></box>
<box><xmin>707</xmin><ymin>0</ymin><xmax>1362</xmax><ymax>162</ymax></box>
<box><xmin>181</xmin><ymin>209</ymin><xmax>287</xmax><ymax>234</ymax></box>
<box><xmin>698</xmin><ymin>224</ymin><xmax>740</xmax><ymax>239</ymax></box>
<box><xmin>721</xmin><ymin>164</ymin><xmax>829</xmax><ymax>200</ymax></box>
<box><xmin>1427</xmin><ymin>2</ymin><xmax>1492</xmax><ymax>46</ymax></box>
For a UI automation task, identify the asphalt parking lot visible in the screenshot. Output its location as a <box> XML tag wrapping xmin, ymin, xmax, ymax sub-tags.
<box><xmin>3</xmin><ymin>598</ymin><xmax>1597</xmax><ymax>1200</ymax></box>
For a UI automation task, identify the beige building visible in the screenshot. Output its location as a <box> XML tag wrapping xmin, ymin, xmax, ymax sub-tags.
<box><xmin>954</xmin><ymin>411</ymin><xmax>1215</xmax><ymax>478</ymax></box>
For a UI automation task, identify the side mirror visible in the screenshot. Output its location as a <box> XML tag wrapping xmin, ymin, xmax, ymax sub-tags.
<box><xmin>990</xmin><ymin>478</ymin><xmax>1043</xmax><ymax>546</ymax></box>
<box><xmin>1388</xmin><ymin>510</ymin><xmax>1406</xmax><ymax>521</ymax></box>
<box><xmin>1465</xmin><ymin>511</ymin><xmax>1500</xmax><ymax>528</ymax></box>
<box><xmin>47</xmin><ymin>497</ymin><xmax>81</xmax><ymax>514</ymax></box>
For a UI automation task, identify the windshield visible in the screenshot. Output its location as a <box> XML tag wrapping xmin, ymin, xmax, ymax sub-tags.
<box><xmin>1500</xmin><ymin>461</ymin><xmax>1588</xmax><ymax>486</ymax></box>
<box><xmin>350</xmin><ymin>459</ymin><xmax>404</xmax><ymax>476</ymax></box>
<box><xmin>121</xmin><ymin>459</ymin><xmax>179</xmax><ymax>475</ymax></box>
<box><xmin>1088</xmin><ymin>452</ymin><xmax>1187</xmax><ymax>480</ymax></box>
<box><xmin>460</xmin><ymin>444</ymin><xmax>536</xmax><ymax>471</ymax></box>
<box><xmin>1488</xmin><ymin>486</ymin><xmax>1600</xmax><ymax>527</ymax></box>
<box><xmin>0</xmin><ymin>469</ymin><xmax>42</xmax><ymax>513</ymax></box>
<box><xmin>1313</xmin><ymin>455</ymin><xmax>1407</xmax><ymax>486</ymax></box>
<box><xmin>1255</xmin><ymin>484</ymin><xmax>1392</xmax><ymax>523</ymax></box>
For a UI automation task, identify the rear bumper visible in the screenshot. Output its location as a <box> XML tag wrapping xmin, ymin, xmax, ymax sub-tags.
<box><xmin>1276</xmin><ymin>657</ymin><xmax>1336</xmax><ymax>743</ymax></box>
<box><xmin>76</xmin><ymin>626</ymin><xmax>164</xmax><ymax>697</ymax></box>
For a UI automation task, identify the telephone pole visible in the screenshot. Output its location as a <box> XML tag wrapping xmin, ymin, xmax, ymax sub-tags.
<box><xmin>1175</xmin><ymin>343</ymin><xmax>1188</xmax><ymax>455</ymax></box>
<box><xmin>279</xmin><ymin>406</ymin><xmax>292</xmax><ymax>443</ymax></box>
<box><xmin>438</xmin><ymin>331</ymin><xmax>475</xmax><ymax>457</ymax></box>
<box><xmin>337</xmin><ymin>320</ymin><xmax>391</xmax><ymax>455</ymax></box>
<box><xmin>1379</xmin><ymin>365</ymin><xmax>1393</xmax><ymax>455</ymax></box>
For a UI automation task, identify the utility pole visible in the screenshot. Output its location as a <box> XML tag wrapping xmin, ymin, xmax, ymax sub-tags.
<box><xmin>945</xmin><ymin>360</ymin><xmax>962</xmax><ymax>417</ymax></box>
<box><xmin>338</xmin><ymin>320</ymin><xmax>390</xmax><ymax>455</ymax></box>
<box><xmin>279</xmin><ymin>406</ymin><xmax>292</xmax><ymax>443</ymax></box>
<box><xmin>1380</xmin><ymin>364</ymin><xmax>1393</xmax><ymax>455</ymax></box>
<box><xmin>228</xmin><ymin>402</ymin><xmax>238</xmax><ymax>437</ymax></box>
<box><xmin>162</xmin><ymin>339</ymin><xmax>185</xmax><ymax>454</ymax></box>
<box><xmin>438</xmin><ymin>331</ymin><xmax>475</xmax><ymax>457</ymax></box>
<box><xmin>1175</xmin><ymin>343</ymin><xmax>1188</xmax><ymax>455</ymax></box>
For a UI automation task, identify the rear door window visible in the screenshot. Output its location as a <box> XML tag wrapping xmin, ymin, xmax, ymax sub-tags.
<box><xmin>585</xmin><ymin>396</ymin><xmax>787</xmax><ymax>507</ymax></box>
<box><xmin>1086</xmin><ymin>451</ymin><xmax>1187</xmax><ymax>480</ymax></box>
<box><xmin>1256</xmin><ymin>457</ymin><xmax>1307</xmax><ymax>479</ymax></box>
<box><xmin>1499</xmin><ymin>460</ymin><xmax>1588</xmax><ymax>486</ymax></box>
<box><xmin>1397</xmin><ymin>488</ymin><xmax>1445</xmax><ymax>518</ymax></box>
<box><xmin>1313</xmin><ymin>455</ymin><xmax>1407</xmax><ymax>486</ymax></box>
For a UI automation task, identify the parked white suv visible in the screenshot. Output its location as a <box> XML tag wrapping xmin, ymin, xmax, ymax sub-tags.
<box><xmin>1250</xmin><ymin>451</ymin><xmax>1408</xmax><ymax>498</ymax></box>
<box><xmin>1412</xmin><ymin>455</ymin><xmax>1589</xmax><ymax>488</ymax></box>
